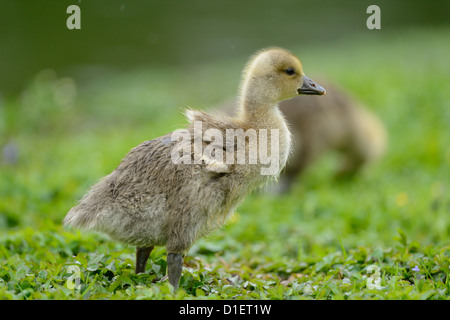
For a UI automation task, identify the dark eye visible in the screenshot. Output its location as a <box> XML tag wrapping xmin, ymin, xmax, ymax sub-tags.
<box><xmin>285</xmin><ymin>67</ymin><xmax>295</xmax><ymax>76</ymax></box>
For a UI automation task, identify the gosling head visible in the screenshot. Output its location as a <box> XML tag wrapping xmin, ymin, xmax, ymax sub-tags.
<box><xmin>240</xmin><ymin>47</ymin><xmax>326</xmax><ymax>107</ymax></box>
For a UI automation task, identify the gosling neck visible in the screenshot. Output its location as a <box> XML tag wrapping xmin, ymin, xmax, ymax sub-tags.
<box><xmin>237</xmin><ymin>82</ymin><xmax>281</xmax><ymax>126</ymax></box>
<box><xmin>238</xmin><ymin>102</ymin><xmax>279</xmax><ymax>127</ymax></box>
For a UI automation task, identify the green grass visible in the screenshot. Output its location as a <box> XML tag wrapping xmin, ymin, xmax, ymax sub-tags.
<box><xmin>0</xmin><ymin>27</ymin><xmax>449</xmax><ymax>300</ymax></box>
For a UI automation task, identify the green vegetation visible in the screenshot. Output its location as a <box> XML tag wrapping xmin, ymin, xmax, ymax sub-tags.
<box><xmin>0</xmin><ymin>28</ymin><xmax>449</xmax><ymax>299</ymax></box>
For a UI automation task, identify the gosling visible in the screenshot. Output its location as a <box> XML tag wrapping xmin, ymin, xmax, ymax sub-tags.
<box><xmin>63</xmin><ymin>47</ymin><xmax>325</xmax><ymax>290</ymax></box>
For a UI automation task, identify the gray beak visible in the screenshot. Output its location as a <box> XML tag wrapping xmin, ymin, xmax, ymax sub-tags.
<box><xmin>297</xmin><ymin>75</ymin><xmax>326</xmax><ymax>95</ymax></box>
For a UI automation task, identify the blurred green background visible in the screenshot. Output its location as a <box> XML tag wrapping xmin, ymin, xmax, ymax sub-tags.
<box><xmin>1</xmin><ymin>0</ymin><xmax>450</xmax><ymax>240</ymax></box>
<box><xmin>0</xmin><ymin>0</ymin><xmax>449</xmax><ymax>299</ymax></box>
<box><xmin>1</xmin><ymin>0</ymin><xmax>449</xmax><ymax>237</ymax></box>
<box><xmin>1</xmin><ymin>0</ymin><xmax>449</xmax><ymax>95</ymax></box>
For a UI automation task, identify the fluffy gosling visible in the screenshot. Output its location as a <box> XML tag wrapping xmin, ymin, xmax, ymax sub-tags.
<box><xmin>63</xmin><ymin>47</ymin><xmax>325</xmax><ymax>290</ymax></box>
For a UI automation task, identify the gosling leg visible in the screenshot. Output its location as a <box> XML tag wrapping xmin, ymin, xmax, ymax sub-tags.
<box><xmin>135</xmin><ymin>246</ymin><xmax>154</xmax><ymax>274</ymax></box>
<box><xmin>167</xmin><ymin>253</ymin><xmax>183</xmax><ymax>291</ymax></box>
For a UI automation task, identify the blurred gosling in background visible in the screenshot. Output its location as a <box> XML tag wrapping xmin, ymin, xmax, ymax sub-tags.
<box><xmin>217</xmin><ymin>78</ymin><xmax>387</xmax><ymax>192</ymax></box>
